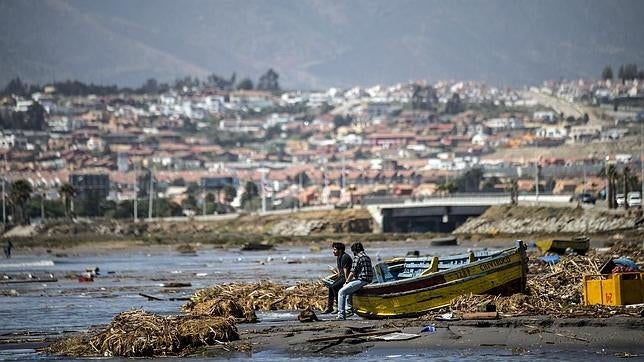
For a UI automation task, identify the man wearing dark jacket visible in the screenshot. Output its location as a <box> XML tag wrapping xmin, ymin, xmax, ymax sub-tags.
<box><xmin>322</xmin><ymin>242</ymin><xmax>352</xmax><ymax>314</ymax></box>
<box><xmin>337</xmin><ymin>241</ymin><xmax>373</xmax><ymax>320</ymax></box>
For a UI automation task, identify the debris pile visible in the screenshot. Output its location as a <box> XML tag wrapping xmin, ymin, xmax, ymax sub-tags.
<box><xmin>187</xmin><ymin>296</ymin><xmax>258</xmax><ymax>323</ymax></box>
<box><xmin>441</xmin><ymin>240</ymin><xmax>643</xmax><ymax>319</ymax></box>
<box><xmin>46</xmin><ymin>310</ymin><xmax>238</xmax><ymax>357</ymax></box>
<box><xmin>183</xmin><ymin>281</ymin><xmax>327</xmax><ymax>313</ymax></box>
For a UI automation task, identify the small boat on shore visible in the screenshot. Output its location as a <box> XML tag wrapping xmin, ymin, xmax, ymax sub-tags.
<box><xmin>535</xmin><ymin>236</ymin><xmax>589</xmax><ymax>255</ymax></box>
<box><xmin>324</xmin><ymin>248</ymin><xmax>503</xmax><ymax>286</ymax></box>
<box><xmin>240</xmin><ymin>242</ymin><xmax>274</xmax><ymax>251</ymax></box>
<box><xmin>352</xmin><ymin>240</ymin><xmax>528</xmax><ymax>319</ymax></box>
<box><xmin>429</xmin><ymin>236</ymin><xmax>457</xmax><ymax>246</ymax></box>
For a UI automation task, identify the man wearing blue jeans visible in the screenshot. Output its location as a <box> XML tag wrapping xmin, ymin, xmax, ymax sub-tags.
<box><xmin>337</xmin><ymin>241</ymin><xmax>373</xmax><ymax>320</ymax></box>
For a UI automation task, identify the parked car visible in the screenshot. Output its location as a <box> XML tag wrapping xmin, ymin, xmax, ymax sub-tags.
<box><xmin>570</xmin><ymin>192</ymin><xmax>596</xmax><ymax>204</ymax></box>
<box><xmin>627</xmin><ymin>192</ymin><xmax>641</xmax><ymax>208</ymax></box>
<box><xmin>616</xmin><ymin>193</ymin><xmax>626</xmax><ymax>207</ymax></box>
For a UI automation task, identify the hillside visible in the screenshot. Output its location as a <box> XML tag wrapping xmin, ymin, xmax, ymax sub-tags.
<box><xmin>1</xmin><ymin>0</ymin><xmax>643</xmax><ymax>88</ymax></box>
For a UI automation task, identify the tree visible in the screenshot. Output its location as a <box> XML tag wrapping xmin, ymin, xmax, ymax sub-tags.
<box><xmin>257</xmin><ymin>68</ymin><xmax>280</xmax><ymax>91</ymax></box>
<box><xmin>599</xmin><ymin>164</ymin><xmax>618</xmax><ymax>208</ymax></box>
<box><xmin>623</xmin><ymin>64</ymin><xmax>638</xmax><ymax>81</ymax></box>
<box><xmin>481</xmin><ymin>176</ymin><xmax>500</xmax><ymax>192</ymax></box>
<box><xmin>223</xmin><ymin>185</ymin><xmax>237</xmax><ymax>204</ymax></box>
<box><xmin>240</xmin><ymin>181</ymin><xmax>259</xmax><ymax>208</ymax></box>
<box><xmin>9</xmin><ymin>180</ymin><xmax>32</xmax><ymax>225</ymax></box>
<box><xmin>25</xmin><ymin>102</ymin><xmax>46</xmax><ymax>130</ymax></box>
<box><xmin>155</xmin><ymin>198</ymin><xmax>183</xmax><ymax>217</ymax></box>
<box><xmin>2</xmin><ymin>77</ymin><xmax>28</xmax><ymax>97</ymax></box>
<box><xmin>601</xmin><ymin>65</ymin><xmax>613</xmax><ymax>81</ymax></box>
<box><xmin>182</xmin><ymin>195</ymin><xmax>198</xmax><ymax>210</ymax></box>
<box><xmin>139</xmin><ymin>78</ymin><xmax>160</xmax><ymax>94</ymax></box>
<box><xmin>508</xmin><ymin>178</ymin><xmax>519</xmax><ymax>205</ymax></box>
<box><xmin>411</xmin><ymin>84</ymin><xmax>437</xmax><ymax>110</ymax></box>
<box><xmin>618</xmin><ymin>63</ymin><xmax>639</xmax><ymax>84</ymax></box>
<box><xmin>333</xmin><ymin>115</ymin><xmax>353</xmax><ymax>130</ymax></box>
<box><xmin>436</xmin><ymin>182</ymin><xmax>457</xmax><ymax>196</ymax></box>
<box><xmin>445</xmin><ymin>93</ymin><xmax>464</xmax><ymax>114</ymax></box>
<box><xmin>622</xmin><ymin>166</ymin><xmax>630</xmax><ymax>209</ymax></box>
<box><xmin>207</xmin><ymin>73</ymin><xmax>236</xmax><ymax>90</ymax></box>
<box><xmin>455</xmin><ymin>168</ymin><xmax>484</xmax><ymax>193</ymax></box>
<box><xmin>59</xmin><ymin>183</ymin><xmax>76</xmax><ymax>218</ymax></box>
<box><xmin>236</xmin><ymin>78</ymin><xmax>254</xmax><ymax>90</ymax></box>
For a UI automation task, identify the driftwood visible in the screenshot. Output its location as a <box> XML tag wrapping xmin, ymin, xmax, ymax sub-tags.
<box><xmin>0</xmin><ymin>278</ymin><xmax>58</xmax><ymax>284</ymax></box>
<box><xmin>139</xmin><ymin>293</ymin><xmax>190</xmax><ymax>301</ymax></box>
<box><xmin>307</xmin><ymin>328</ymin><xmax>402</xmax><ymax>343</ymax></box>
<box><xmin>460</xmin><ymin>312</ymin><xmax>499</xmax><ymax>320</ymax></box>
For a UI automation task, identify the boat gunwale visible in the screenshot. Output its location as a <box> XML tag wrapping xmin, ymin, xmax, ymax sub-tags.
<box><xmin>361</xmin><ymin>245</ymin><xmax>521</xmax><ymax>290</ymax></box>
<box><xmin>360</xmin><ymin>259</ymin><xmax>526</xmax><ymax>299</ymax></box>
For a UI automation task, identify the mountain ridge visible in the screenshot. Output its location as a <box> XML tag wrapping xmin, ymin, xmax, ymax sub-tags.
<box><xmin>1</xmin><ymin>0</ymin><xmax>643</xmax><ymax>89</ymax></box>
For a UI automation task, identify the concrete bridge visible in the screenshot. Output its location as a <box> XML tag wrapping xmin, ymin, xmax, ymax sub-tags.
<box><xmin>365</xmin><ymin>193</ymin><xmax>573</xmax><ymax>233</ymax></box>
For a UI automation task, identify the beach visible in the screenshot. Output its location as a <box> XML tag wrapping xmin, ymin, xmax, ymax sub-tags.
<box><xmin>1</xmin><ymin>237</ymin><xmax>642</xmax><ymax>361</ymax></box>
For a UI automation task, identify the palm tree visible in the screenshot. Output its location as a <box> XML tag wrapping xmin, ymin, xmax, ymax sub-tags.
<box><xmin>436</xmin><ymin>182</ymin><xmax>456</xmax><ymax>196</ymax></box>
<box><xmin>9</xmin><ymin>179</ymin><xmax>32</xmax><ymax>225</ymax></box>
<box><xmin>241</xmin><ymin>181</ymin><xmax>259</xmax><ymax>207</ymax></box>
<box><xmin>59</xmin><ymin>183</ymin><xmax>76</xmax><ymax>218</ymax></box>
<box><xmin>508</xmin><ymin>178</ymin><xmax>519</xmax><ymax>205</ymax></box>
<box><xmin>223</xmin><ymin>184</ymin><xmax>237</xmax><ymax>207</ymax></box>
<box><xmin>598</xmin><ymin>164</ymin><xmax>618</xmax><ymax>208</ymax></box>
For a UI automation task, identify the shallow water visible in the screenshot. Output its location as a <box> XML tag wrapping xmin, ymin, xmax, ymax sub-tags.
<box><xmin>0</xmin><ymin>241</ymin><xmax>630</xmax><ymax>361</ymax></box>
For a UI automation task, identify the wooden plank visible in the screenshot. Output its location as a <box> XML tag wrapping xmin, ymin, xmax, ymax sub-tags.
<box><xmin>307</xmin><ymin>328</ymin><xmax>401</xmax><ymax>343</ymax></box>
<box><xmin>0</xmin><ymin>278</ymin><xmax>58</xmax><ymax>284</ymax></box>
<box><xmin>461</xmin><ymin>312</ymin><xmax>499</xmax><ymax>320</ymax></box>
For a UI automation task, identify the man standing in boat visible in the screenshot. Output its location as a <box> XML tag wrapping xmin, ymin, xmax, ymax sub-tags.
<box><xmin>337</xmin><ymin>241</ymin><xmax>373</xmax><ymax>320</ymax></box>
<box><xmin>322</xmin><ymin>242</ymin><xmax>352</xmax><ymax>314</ymax></box>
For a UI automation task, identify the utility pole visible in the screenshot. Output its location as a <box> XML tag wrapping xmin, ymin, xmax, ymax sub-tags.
<box><xmin>298</xmin><ymin>172</ymin><xmax>302</xmax><ymax>209</ymax></box>
<box><xmin>148</xmin><ymin>165</ymin><xmax>154</xmax><ymax>220</ymax></box>
<box><xmin>202</xmin><ymin>187</ymin><xmax>206</xmax><ymax>216</ymax></box>
<box><xmin>133</xmin><ymin>164</ymin><xmax>138</xmax><ymax>222</ymax></box>
<box><xmin>2</xmin><ymin>152</ymin><xmax>6</xmax><ymax>224</ymax></box>
<box><xmin>260</xmin><ymin>170</ymin><xmax>266</xmax><ymax>213</ymax></box>
<box><xmin>341</xmin><ymin>154</ymin><xmax>346</xmax><ymax>190</ymax></box>
<box><xmin>640</xmin><ymin>120</ymin><xmax>644</xmax><ymax>197</ymax></box>
<box><xmin>40</xmin><ymin>189</ymin><xmax>45</xmax><ymax>221</ymax></box>
<box><xmin>1</xmin><ymin>176</ymin><xmax>5</xmax><ymax>225</ymax></box>
<box><xmin>535</xmin><ymin>163</ymin><xmax>540</xmax><ymax>203</ymax></box>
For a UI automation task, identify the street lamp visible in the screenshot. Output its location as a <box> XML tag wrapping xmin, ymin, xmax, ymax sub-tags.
<box><xmin>2</xmin><ymin>151</ymin><xmax>7</xmax><ymax>225</ymax></box>
<box><xmin>639</xmin><ymin>119</ymin><xmax>644</xmax><ymax>197</ymax></box>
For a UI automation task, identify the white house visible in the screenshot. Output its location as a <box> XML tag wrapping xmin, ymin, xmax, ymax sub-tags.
<box><xmin>536</xmin><ymin>126</ymin><xmax>567</xmax><ymax>139</ymax></box>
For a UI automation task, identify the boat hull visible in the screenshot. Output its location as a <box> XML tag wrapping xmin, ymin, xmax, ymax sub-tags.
<box><xmin>536</xmin><ymin>237</ymin><xmax>589</xmax><ymax>255</ymax></box>
<box><xmin>353</xmin><ymin>243</ymin><xmax>527</xmax><ymax>319</ymax></box>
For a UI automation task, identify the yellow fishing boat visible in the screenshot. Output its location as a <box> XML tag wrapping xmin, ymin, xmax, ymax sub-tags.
<box><xmin>535</xmin><ymin>236</ymin><xmax>589</xmax><ymax>255</ymax></box>
<box><xmin>352</xmin><ymin>241</ymin><xmax>528</xmax><ymax>319</ymax></box>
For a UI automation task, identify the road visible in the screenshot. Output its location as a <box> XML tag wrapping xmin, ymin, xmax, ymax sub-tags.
<box><xmin>522</xmin><ymin>90</ymin><xmax>602</xmax><ymax>125</ymax></box>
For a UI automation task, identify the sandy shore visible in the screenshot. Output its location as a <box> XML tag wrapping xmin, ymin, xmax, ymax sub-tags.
<box><xmin>224</xmin><ymin>314</ymin><xmax>644</xmax><ymax>359</ymax></box>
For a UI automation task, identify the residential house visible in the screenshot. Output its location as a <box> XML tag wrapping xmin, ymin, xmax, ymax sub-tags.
<box><xmin>569</xmin><ymin>125</ymin><xmax>602</xmax><ymax>143</ymax></box>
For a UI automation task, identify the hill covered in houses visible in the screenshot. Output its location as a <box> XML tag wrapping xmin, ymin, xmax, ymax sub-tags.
<box><xmin>1</xmin><ymin>71</ymin><xmax>643</xmax><ymax>228</ymax></box>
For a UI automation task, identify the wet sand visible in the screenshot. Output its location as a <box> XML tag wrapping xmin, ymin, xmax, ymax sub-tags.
<box><xmin>227</xmin><ymin>314</ymin><xmax>644</xmax><ymax>359</ymax></box>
